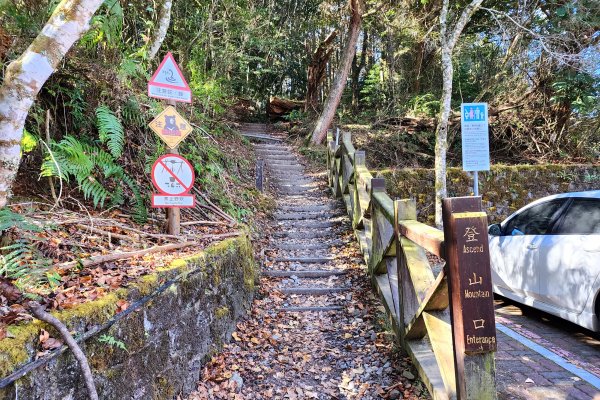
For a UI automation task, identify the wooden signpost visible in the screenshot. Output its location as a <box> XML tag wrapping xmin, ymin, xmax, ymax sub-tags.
<box><xmin>442</xmin><ymin>196</ymin><xmax>497</xmax><ymax>399</ymax></box>
<box><xmin>147</xmin><ymin>52</ymin><xmax>194</xmax><ymax>235</ymax></box>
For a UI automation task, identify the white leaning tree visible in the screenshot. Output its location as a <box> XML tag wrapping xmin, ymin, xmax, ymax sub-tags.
<box><xmin>0</xmin><ymin>0</ymin><xmax>104</xmax><ymax>208</ymax></box>
<box><xmin>434</xmin><ymin>0</ymin><xmax>484</xmax><ymax>227</ymax></box>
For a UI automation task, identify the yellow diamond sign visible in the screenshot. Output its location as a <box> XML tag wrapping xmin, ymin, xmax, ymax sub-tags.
<box><xmin>149</xmin><ymin>106</ymin><xmax>193</xmax><ymax>149</ymax></box>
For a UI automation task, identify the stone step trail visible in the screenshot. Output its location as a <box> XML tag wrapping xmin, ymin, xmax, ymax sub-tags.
<box><xmin>249</xmin><ymin>133</ymin><xmax>360</xmax><ymax>315</ymax></box>
<box><xmin>190</xmin><ymin>123</ymin><xmax>412</xmax><ymax>399</ymax></box>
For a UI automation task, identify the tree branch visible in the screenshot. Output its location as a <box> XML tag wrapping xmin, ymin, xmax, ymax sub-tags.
<box><xmin>27</xmin><ymin>302</ymin><xmax>99</xmax><ymax>400</ymax></box>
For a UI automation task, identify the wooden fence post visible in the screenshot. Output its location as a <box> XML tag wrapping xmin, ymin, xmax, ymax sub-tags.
<box><xmin>255</xmin><ymin>159</ymin><xmax>264</xmax><ymax>192</ymax></box>
<box><xmin>442</xmin><ymin>196</ymin><xmax>497</xmax><ymax>400</ymax></box>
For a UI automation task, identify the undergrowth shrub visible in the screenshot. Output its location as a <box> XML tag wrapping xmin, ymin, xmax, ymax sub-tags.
<box><xmin>40</xmin><ymin>106</ymin><xmax>147</xmax><ymax>222</ymax></box>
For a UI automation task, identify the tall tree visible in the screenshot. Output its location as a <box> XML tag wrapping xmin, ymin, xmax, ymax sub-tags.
<box><xmin>311</xmin><ymin>0</ymin><xmax>365</xmax><ymax>144</ymax></box>
<box><xmin>148</xmin><ymin>0</ymin><xmax>174</xmax><ymax>60</ymax></box>
<box><xmin>0</xmin><ymin>0</ymin><xmax>104</xmax><ymax>208</ymax></box>
<box><xmin>434</xmin><ymin>0</ymin><xmax>484</xmax><ymax>227</ymax></box>
<box><xmin>306</xmin><ymin>30</ymin><xmax>338</xmax><ymax>113</ymax></box>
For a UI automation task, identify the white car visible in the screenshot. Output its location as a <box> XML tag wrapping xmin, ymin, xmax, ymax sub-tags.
<box><xmin>488</xmin><ymin>190</ymin><xmax>600</xmax><ymax>332</ymax></box>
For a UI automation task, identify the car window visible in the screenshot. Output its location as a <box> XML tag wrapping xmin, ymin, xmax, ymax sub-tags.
<box><xmin>503</xmin><ymin>199</ymin><xmax>566</xmax><ymax>235</ymax></box>
<box><xmin>555</xmin><ymin>199</ymin><xmax>600</xmax><ymax>234</ymax></box>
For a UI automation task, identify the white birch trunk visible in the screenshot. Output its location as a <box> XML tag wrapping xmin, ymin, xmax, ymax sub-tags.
<box><xmin>148</xmin><ymin>0</ymin><xmax>173</xmax><ymax>60</ymax></box>
<box><xmin>310</xmin><ymin>0</ymin><xmax>364</xmax><ymax>144</ymax></box>
<box><xmin>434</xmin><ymin>47</ymin><xmax>453</xmax><ymax>228</ymax></box>
<box><xmin>0</xmin><ymin>0</ymin><xmax>104</xmax><ymax>207</ymax></box>
<box><xmin>434</xmin><ymin>0</ymin><xmax>484</xmax><ymax>227</ymax></box>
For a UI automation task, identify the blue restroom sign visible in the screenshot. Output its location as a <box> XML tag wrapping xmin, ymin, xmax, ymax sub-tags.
<box><xmin>461</xmin><ymin>103</ymin><xmax>490</xmax><ymax>171</ymax></box>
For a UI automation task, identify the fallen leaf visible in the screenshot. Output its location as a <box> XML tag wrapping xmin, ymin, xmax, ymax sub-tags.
<box><xmin>116</xmin><ymin>299</ymin><xmax>129</xmax><ymax>313</ymax></box>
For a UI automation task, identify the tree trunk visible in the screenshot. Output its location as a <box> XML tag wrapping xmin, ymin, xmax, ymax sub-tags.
<box><xmin>306</xmin><ymin>30</ymin><xmax>338</xmax><ymax>114</ymax></box>
<box><xmin>310</xmin><ymin>0</ymin><xmax>365</xmax><ymax>144</ymax></box>
<box><xmin>148</xmin><ymin>0</ymin><xmax>173</xmax><ymax>60</ymax></box>
<box><xmin>434</xmin><ymin>47</ymin><xmax>453</xmax><ymax>228</ymax></box>
<box><xmin>351</xmin><ymin>30</ymin><xmax>368</xmax><ymax>113</ymax></box>
<box><xmin>434</xmin><ymin>0</ymin><xmax>484</xmax><ymax>227</ymax></box>
<box><xmin>0</xmin><ymin>0</ymin><xmax>104</xmax><ymax>208</ymax></box>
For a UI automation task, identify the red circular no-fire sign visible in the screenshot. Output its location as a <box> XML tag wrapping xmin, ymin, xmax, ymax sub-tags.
<box><xmin>151</xmin><ymin>154</ymin><xmax>195</xmax><ymax>195</ymax></box>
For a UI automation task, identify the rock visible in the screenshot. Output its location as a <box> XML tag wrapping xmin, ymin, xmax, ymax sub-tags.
<box><xmin>402</xmin><ymin>370</ymin><xmax>415</xmax><ymax>380</ymax></box>
<box><xmin>389</xmin><ymin>389</ymin><xmax>401</xmax><ymax>399</ymax></box>
<box><xmin>230</xmin><ymin>372</ymin><xmax>244</xmax><ymax>391</ymax></box>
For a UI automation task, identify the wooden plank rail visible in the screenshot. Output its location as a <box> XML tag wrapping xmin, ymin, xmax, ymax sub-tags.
<box><xmin>326</xmin><ymin>130</ymin><xmax>497</xmax><ymax>400</ymax></box>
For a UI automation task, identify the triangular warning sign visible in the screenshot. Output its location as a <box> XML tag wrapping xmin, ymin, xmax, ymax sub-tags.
<box><xmin>148</xmin><ymin>52</ymin><xmax>192</xmax><ymax>103</ymax></box>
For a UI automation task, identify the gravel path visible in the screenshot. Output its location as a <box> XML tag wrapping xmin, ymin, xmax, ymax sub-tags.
<box><xmin>186</xmin><ymin>125</ymin><xmax>430</xmax><ymax>400</ymax></box>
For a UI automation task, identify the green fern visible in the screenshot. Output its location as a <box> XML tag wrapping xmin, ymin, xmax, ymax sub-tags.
<box><xmin>0</xmin><ymin>209</ymin><xmax>40</xmax><ymax>232</ymax></box>
<box><xmin>123</xmin><ymin>174</ymin><xmax>147</xmax><ymax>223</ymax></box>
<box><xmin>41</xmin><ymin>135</ymin><xmax>147</xmax><ymax>221</ymax></box>
<box><xmin>96</xmin><ymin>105</ymin><xmax>125</xmax><ymax>158</ymax></box>
<box><xmin>122</xmin><ymin>97</ymin><xmax>145</xmax><ymax>127</ymax></box>
<box><xmin>79</xmin><ymin>176</ymin><xmax>111</xmax><ymax>208</ymax></box>
<box><xmin>80</xmin><ymin>0</ymin><xmax>124</xmax><ymax>49</ymax></box>
<box><xmin>0</xmin><ymin>238</ymin><xmax>52</xmax><ymax>292</ymax></box>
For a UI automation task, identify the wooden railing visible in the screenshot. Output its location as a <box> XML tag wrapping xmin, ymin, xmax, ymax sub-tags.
<box><xmin>327</xmin><ymin>131</ymin><xmax>497</xmax><ymax>400</ymax></box>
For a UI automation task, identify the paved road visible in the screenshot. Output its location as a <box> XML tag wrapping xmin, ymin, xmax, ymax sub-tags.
<box><xmin>495</xmin><ymin>296</ymin><xmax>600</xmax><ymax>399</ymax></box>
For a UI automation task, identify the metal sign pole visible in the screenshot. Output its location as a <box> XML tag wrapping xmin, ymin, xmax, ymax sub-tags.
<box><xmin>473</xmin><ymin>172</ymin><xmax>479</xmax><ymax>197</ymax></box>
<box><xmin>166</xmin><ymin>100</ymin><xmax>181</xmax><ymax>236</ymax></box>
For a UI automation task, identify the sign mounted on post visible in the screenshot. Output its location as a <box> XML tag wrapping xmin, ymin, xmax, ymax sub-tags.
<box><xmin>148</xmin><ymin>52</ymin><xmax>192</xmax><ymax>103</ymax></box>
<box><xmin>151</xmin><ymin>154</ymin><xmax>196</xmax><ymax>208</ymax></box>
<box><xmin>148</xmin><ymin>106</ymin><xmax>193</xmax><ymax>149</ymax></box>
<box><xmin>461</xmin><ymin>103</ymin><xmax>490</xmax><ymax>172</ymax></box>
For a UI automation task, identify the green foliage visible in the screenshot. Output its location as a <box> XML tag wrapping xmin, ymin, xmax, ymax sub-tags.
<box><xmin>20</xmin><ymin>129</ymin><xmax>37</xmax><ymax>154</ymax></box>
<box><xmin>80</xmin><ymin>0</ymin><xmax>124</xmax><ymax>50</ymax></box>
<box><xmin>121</xmin><ymin>97</ymin><xmax>145</xmax><ymax>127</ymax></box>
<box><xmin>0</xmin><ymin>211</ymin><xmax>56</xmax><ymax>293</ymax></box>
<box><xmin>41</xmin><ymin>135</ymin><xmax>147</xmax><ymax>221</ymax></box>
<box><xmin>98</xmin><ymin>334</ymin><xmax>127</xmax><ymax>351</ymax></box>
<box><xmin>360</xmin><ymin>63</ymin><xmax>386</xmax><ymax>110</ymax></box>
<box><xmin>407</xmin><ymin>94</ymin><xmax>440</xmax><ymax>118</ymax></box>
<box><xmin>551</xmin><ymin>71</ymin><xmax>599</xmax><ymax>115</ymax></box>
<box><xmin>96</xmin><ymin>105</ymin><xmax>125</xmax><ymax>158</ymax></box>
<box><xmin>0</xmin><ymin>209</ymin><xmax>40</xmax><ymax>232</ymax></box>
<box><xmin>285</xmin><ymin>109</ymin><xmax>307</xmax><ymax>122</ymax></box>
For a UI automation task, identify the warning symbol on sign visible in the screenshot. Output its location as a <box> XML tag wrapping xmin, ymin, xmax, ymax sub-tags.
<box><xmin>149</xmin><ymin>106</ymin><xmax>193</xmax><ymax>149</ymax></box>
<box><xmin>151</xmin><ymin>154</ymin><xmax>195</xmax><ymax>195</ymax></box>
<box><xmin>148</xmin><ymin>52</ymin><xmax>192</xmax><ymax>103</ymax></box>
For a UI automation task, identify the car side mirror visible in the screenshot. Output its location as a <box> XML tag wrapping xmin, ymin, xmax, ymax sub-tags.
<box><xmin>488</xmin><ymin>224</ymin><xmax>502</xmax><ymax>236</ymax></box>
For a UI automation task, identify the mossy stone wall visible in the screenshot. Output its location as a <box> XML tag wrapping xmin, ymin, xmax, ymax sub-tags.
<box><xmin>377</xmin><ymin>164</ymin><xmax>600</xmax><ymax>224</ymax></box>
<box><xmin>0</xmin><ymin>235</ymin><xmax>257</xmax><ymax>400</ymax></box>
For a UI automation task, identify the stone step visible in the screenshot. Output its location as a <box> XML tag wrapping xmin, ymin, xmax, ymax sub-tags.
<box><xmin>263</xmin><ymin>270</ymin><xmax>347</xmax><ymax>278</ymax></box>
<box><xmin>242</xmin><ymin>133</ymin><xmax>282</xmax><ymax>143</ymax></box>
<box><xmin>272</xmin><ymin>231</ymin><xmax>336</xmax><ymax>240</ymax></box>
<box><xmin>254</xmin><ymin>145</ymin><xmax>290</xmax><ymax>151</ymax></box>
<box><xmin>274</xmin><ymin>241</ymin><xmax>343</xmax><ymax>250</ymax></box>
<box><xmin>278</xmin><ymin>204</ymin><xmax>336</xmax><ymax>212</ymax></box>
<box><xmin>264</xmin><ymin>159</ymin><xmax>301</xmax><ymax>164</ymax></box>
<box><xmin>273</xmin><ymin>212</ymin><xmax>331</xmax><ymax>220</ymax></box>
<box><xmin>258</xmin><ymin>155</ymin><xmax>298</xmax><ymax>160</ymax></box>
<box><xmin>275</xmin><ymin>220</ymin><xmax>342</xmax><ymax>229</ymax></box>
<box><xmin>275</xmin><ymin>184</ymin><xmax>320</xmax><ymax>189</ymax></box>
<box><xmin>278</xmin><ymin>306</ymin><xmax>343</xmax><ymax>312</ymax></box>
<box><xmin>279</xmin><ymin>287</ymin><xmax>349</xmax><ymax>295</ymax></box>
<box><xmin>272</xmin><ymin>256</ymin><xmax>334</xmax><ymax>264</ymax></box>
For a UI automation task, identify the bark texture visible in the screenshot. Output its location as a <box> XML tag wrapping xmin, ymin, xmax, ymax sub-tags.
<box><xmin>434</xmin><ymin>0</ymin><xmax>484</xmax><ymax>227</ymax></box>
<box><xmin>305</xmin><ymin>30</ymin><xmax>338</xmax><ymax>113</ymax></box>
<box><xmin>310</xmin><ymin>0</ymin><xmax>365</xmax><ymax>144</ymax></box>
<box><xmin>0</xmin><ymin>0</ymin><xmax>104</xmax><ymax>208</ymax></box>
<box><xmin>148</xmin><ymin>0</ymin><xmax>173</xmax><ymax>60</ymax></box>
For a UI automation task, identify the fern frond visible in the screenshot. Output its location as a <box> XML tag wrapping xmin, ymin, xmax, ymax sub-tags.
<box><xmin>0</xmin><ymin>239</ymin><xmax>51</xmax><ymax>291</ymax></box>
<box><xmin>96</xmin><ymin>105</ymin><xmax>125</xmax><ymax>158</ymax></box>
<box><xmin>123</xmin><ymin>174</ymin><xmax>147</xmax><ymax>223</ymax></box>
<box><xmin>79</xmin><ymin>176</ymin><xmax>111</xmax><ymax>208</ymax></box>
<box><xmin>0</xmin><ymin>209</ymin><xmax>41</xmax><ymax>232</ymax></box>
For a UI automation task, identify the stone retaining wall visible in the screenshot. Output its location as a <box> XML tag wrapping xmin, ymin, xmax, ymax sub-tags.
<box><xmin>377</xmin><ymin>164</ymin><xmax>600</xmax><ymax>223</ymax></box>
<box><xmin>0</xmin><ymin>235</ymin><xmax>257</xmax><ymax>400</ymax></box>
